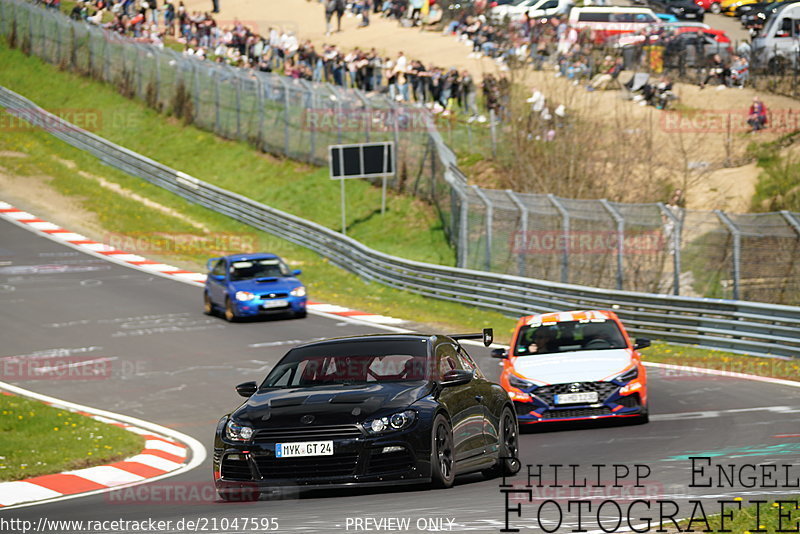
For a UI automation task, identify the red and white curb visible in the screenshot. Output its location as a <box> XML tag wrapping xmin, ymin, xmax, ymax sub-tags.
<box><xmin>0</xmin><ymin>382</ymin><xmax>206</xmax><ymax>509</ymax></box>
<box><xmin>0</xmin><ymin>201</ymin><xmax>406</xmax><ymax>327</ymax></box>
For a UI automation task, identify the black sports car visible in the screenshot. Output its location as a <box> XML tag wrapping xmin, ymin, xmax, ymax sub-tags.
<box><xmin>213</xmin><ymin>330</ymin><xmax>519</xmax><ymax>500</ymax></box>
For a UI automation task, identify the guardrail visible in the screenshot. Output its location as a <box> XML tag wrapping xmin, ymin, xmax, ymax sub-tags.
<box><xmin>2</xmin><ymin>85</ymin><xmax>799</xmax><ymax>359</ymax></box>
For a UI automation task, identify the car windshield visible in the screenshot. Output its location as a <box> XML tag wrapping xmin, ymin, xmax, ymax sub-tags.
<box><xmin>230</xmin><ymin>259</ymin><xmax>290</xmax><ymax>281</ymax></box>
<box><xmin>261</xmin><ymin>339</ymin><xmax>430</xmax><ymax>388</ymax></box>
<box><xmin>514</xmin><ymin>320</ymin><xmax>627</xmax><ymax>356</ymax></box>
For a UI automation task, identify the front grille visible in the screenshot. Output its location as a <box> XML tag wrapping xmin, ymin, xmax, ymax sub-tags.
<box><xmin>254</xmin><ymin>453</ymin><xmax>359</xmax><ymax>480</ymax></box>
<box><xmin>534</xmin><ymin>382</ymin><xmax>619</xmax><ymax>405</ymax></box>
<box><xmin>514</xmin><ymin>401</ymin><xmax>533</xmax><ymax>416</ymax></box>
<box><xmin>253</xmin><ymin>425</ymin><xmax>363</xmax><ymax>443</ymax></box>
<box><xmin>366</xmin><ymin>449</ymin><xmax>414</xmax><ymax>475</ymax></box>
<box><xmin>260</xmin><ymin>292</ymin><xmax>288</xmax><ymax>299</ymax></box>
<box><xmin>616</xmin><ymin>393</ymin><xmax>641</xmax><ymax>409</ymax></box>
<box><xmin>542</xmin><ymin>407</ymin><xmax>613</xmax><ymax>420</ymax></box>
<box><xmin>221</xmin><ymin>456</ymin><xmax>252</xmax><ymax>480</ymax></box>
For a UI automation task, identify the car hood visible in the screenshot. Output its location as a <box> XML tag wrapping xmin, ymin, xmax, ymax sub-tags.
<box><xmin>233</xmin><ymin>382</ymin><xmax>432</xmax><ymax>428</ymax></box>
<box><xmin>228</xmin><ymin>277</ymin><xmax>301</xmax><ymax>293</ymax></box>
<box><xmin>512</xmin><ymin>349</ymin><xmax>633</xmax><ymax>385</ymax></box>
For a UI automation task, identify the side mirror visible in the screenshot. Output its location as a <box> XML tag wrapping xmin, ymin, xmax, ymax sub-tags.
<box><xmin>236</xmin><ymin>381</ymin><xmax>258</xmax><ymax>398</ymax></box>
<box><xmin>211</xmin><ymin>274</ymin><xmax>225</xmax><ymax>282</ymax></box>
<box><xmin>292</xmin><ymin>269</ymin><xmax>302</xmax><ymax>276</ymax></box>
<box><xmin>491</xmin><ymin>348</ymin><xmax>508</xmax><ymax>359</ymax></box>
<box><xmin>441</xmin><ymin>369</ymin><xmax>473</xmax><ymax>387</ymax></box>
<box><xmin>634</xmin><ymin>338</ymin><xmax>651</xmax><ymax>350</ymax></box>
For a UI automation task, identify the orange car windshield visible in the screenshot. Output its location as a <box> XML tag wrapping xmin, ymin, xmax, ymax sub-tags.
<box><xmin>514</xmin><ymin>320</ymin><xmax>627</xmax><ymax>356</ymax></box>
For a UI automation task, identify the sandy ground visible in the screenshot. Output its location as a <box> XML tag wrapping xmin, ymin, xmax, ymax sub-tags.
<box><xmin>185</xmin><ymin>0</ymin><xmax>797</xmax><ymax>210</ymax></box>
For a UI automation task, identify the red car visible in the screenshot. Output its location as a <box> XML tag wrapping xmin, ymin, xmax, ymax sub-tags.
<box><xmin>694</xmin><ymin>0</ymin><xmax>723</xmax><ymax>13</ymax></box>
<box><xmin>492</xmin><ymin>310</ymin><xmax>650</xmax><ymax>425</ymax></box>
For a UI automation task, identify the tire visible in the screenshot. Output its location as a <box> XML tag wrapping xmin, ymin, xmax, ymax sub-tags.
<box><xmin>484</xmin><ymin>408</ymin><xmax>521</xmax><ymax>479</ymax></box>
<box><xmin>203</xmin><ymin>292</ymin><xmax>214</xmax><ymax>315</ymax></box>
<box><xmin>710</xmin><ymin>2</ymin><xmax>721</xmax><ymax>14</ymax></box>
<box><xmin>224</xmin><ymin>297</ymin><xmax>238</xmax><ymax>322</ymax></box>
<box><xmin>430</xmin><ymin>415</ymin><xmax>455</xmax><ymax>489</ymax></box>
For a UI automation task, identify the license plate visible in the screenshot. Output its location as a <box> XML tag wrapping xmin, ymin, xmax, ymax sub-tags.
<box><xmin>262</xmin><ymin>299</ymin><xmax>289</xmax><ymax>309</ymax></box>
<box><xmin>554</xmin><ymin>392</ymin><xmax>598</xmax><ymax>405</ymax></box>
<box><xmin>275</xmin><ymin>441</ymin><xmax>333</xmax><ymax>458</ymax></box>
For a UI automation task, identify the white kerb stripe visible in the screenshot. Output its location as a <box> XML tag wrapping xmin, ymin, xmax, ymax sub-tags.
<box><xmin>352</xmin><ymin>315</ymin><xmax>406</xmax><ymax>325</ymax></box>
<box><xmin>126</xmin><ymin>454</ymin><xmax>183</xmax><ymax>472</ymax></box>
<box><xmin>64</xmin><ymin>466</ymin><xmax>145</xmax><ymax>486</ymax></box>
<box><xmin>79</xmin><ymin>242</ymin><xmax>118</xmax><ymax>252</ymax></box>
<box><xmin>171</xmin><ymin>272</ymin><xmax>207</xmax><ymax>281</ymax></box>
<box><xmin>307</xmin><ymin>303</ymin><xmax>352</xmax><ymax>313</ymax></box>
<box><xmin>52</xmin><ymin>233</ymin><xmax>90</xmax><ymax>241</ymax></box>
<box><xmin>0</xmin><ymin>481</ymin><xmax>63</xmax><ymax>506</ymax></box>
<box><xmin>27</xmin><ymin>222</ymin><xmax>62</xmax><ymax>231</ymax></box>
<box><xmin>4</xmin><ymin>211</ymin><xmax>36</xmax><ymax>220</ymax></box>
<box><xmin>144</xmin><ymin>439</ymin><xmax>186</xmax><ymax>457</ymax></box>
<box><xmin>136</xmin><ymin>263</ymin><xmax>181</xmax><ymax>272</ymax></box>
<box><xmin>101</xmin><ymin>253</ymin><xmax>147</xmax><ymax>262</ymax></box>
<box><xmin>0</xmin><ymin>201</ymin><xmax>12</xmax><ymax>209</ymax></box>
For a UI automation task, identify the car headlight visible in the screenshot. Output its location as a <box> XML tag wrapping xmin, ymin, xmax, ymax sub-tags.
<box><xmin>364</xmin><ymin>410</ymin><xmax>416</xmax><ymax>435</ymax></box>
<box><xmin>290</xmin><ymin>286</ymin><xmax>306</xmax><ymax>297</ymax></box>
<box><xmin>225</xmin><ymin>419</ymin><xmax>254</xmax><ymax>442</ymax></box>
<box><xmin>615</xmin><ymin>366</ymin><xmax>639</xmax><ymax>383</ymax></box>
<box><xmin>509</xmin><ymin>375</ymin><xmax>534</xmax><ymax>390</ymax></box>
<box><xmin>235</xmin><ymin>291</ymin><xmax>255</xmax><ymax>301</ymax></box>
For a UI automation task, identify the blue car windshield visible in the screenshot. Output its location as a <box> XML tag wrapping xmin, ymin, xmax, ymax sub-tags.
<box><xmin>262</xmin><ymin>340</ymin><xmax>430</xmax><ymax>388</ymax></box>
<box><xmin>230</xmin><ymin>259</ymin><xmax>290</xmax><ymax>281</ymax></box>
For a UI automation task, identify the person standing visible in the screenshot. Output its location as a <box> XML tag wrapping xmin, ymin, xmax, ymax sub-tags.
<box><xmin>324</xmin><ymin>0</ymin><xmax>336</xmax><ymax>36</ymax></box>
<box><xmin>211</xmin><ymin>0</ymin><xmax>218</xmax><ymax>14</ymax></box>
<box><xmin>335</xmin><ymin>0</ymin><xmax>345</xmax><ymax>33</ymax></box>
<box><xmin>359</xmin><ymin>0</ymin><xmax>371</xmax><ymax>27</ymax></box>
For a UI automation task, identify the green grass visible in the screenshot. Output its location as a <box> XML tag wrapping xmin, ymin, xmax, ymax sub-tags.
<box><xmin>0</xmin><ymin>43</ymin><xmax>454</xmax><ymax>267</ymax></box>
<box><xmin>0</xmin><ymin>394</ymin><xmax>145</xmax><ymax>481</ymax></box>
<box><xmin>748</xmin><ymin>134</ymin><xmax>800</xmax><ymax>213</ymax></box>
<box><xmin>0</xmin><ymin>41</ymin><xmax>797</xmax><ymax>373</ymax></box>
<box><xmin>677</xmin><ymin>498</ymin><xmax>800</xmax><ymax>534</ymax></box>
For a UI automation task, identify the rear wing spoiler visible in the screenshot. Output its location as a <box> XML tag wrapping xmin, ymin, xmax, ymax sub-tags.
<box><xmin>449</xmin><ymin>328</ymin><xmax>493</xmax><ymax>347</ymax></box>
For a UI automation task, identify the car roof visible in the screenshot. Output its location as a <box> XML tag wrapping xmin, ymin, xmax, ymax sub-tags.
<box><xmin>224</xmin><ymin>253</ymin><xmax>280</xmax><ymax>262</ymax></box>
<box><xmin>519</xmin><ymin>310</ymin><xmax>618</xmax><ymax>326</ymax></box>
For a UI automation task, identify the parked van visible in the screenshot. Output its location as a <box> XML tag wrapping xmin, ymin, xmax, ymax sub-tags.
<box><xmin>489</xmin><ymin>0</ymin><xmax>572</xmax><ymax>21</ymax></box>
<box><xmin>569</xmin><ymin>6</ymin><xmax>662</xmax><ymax>43</ymax></box>
<box><xmin>752</xmin><ymin>2</ymin><xmax>800</xmax><ymax>71</ymax></box>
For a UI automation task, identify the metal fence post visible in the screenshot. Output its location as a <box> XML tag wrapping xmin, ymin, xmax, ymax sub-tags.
<box><xmin>715</xmin><ymin>210</ymin><xmax>741</xmax><ymax>300</ymax></box>
<box><xmin>235</xmin><ymin>74</ymin><xmax>242</xmax><ymax>140</ymax></box>
<box><xmin>781</xmin><ymin>211</ymin><xmax>800</xmax><ymax>236</ymax></box>
<box><xmin>548</xmin><ymin>194</ymin><xmax>570</xmax><ymax>284</ymax></box>
<box><xmin>601</xmin><ymin>199</ymin><xmax>625</xmax><ymax>291</ymax></box>
<box><xmin>454</xmin><ymin>183</ymin><xmax>469</xmax><ymax>269</ymax></box>
<box><xmin>489</xmin><ymin>108</ymin><xmax>497</xmax><ymax>158</ymax></box>
<box><xmin>308</xmin><ymin>87</ymin><xmax>316</xmax><ymax>160</ymax></box>
<box><xmin>472</xmin><ymin>186</ymin><xmax>493</xmax><ymax>272</ymax></box>
<box><xmin>283</xmin><ymin>82</ymin><xmax>291</xmax><ymax>157</ymax></box>
<box><xmin>658</xmin><ymin>202</ymin><xmax>683</xmax><ymax>296</ymax></box>
<box><xmin>506</xmin><ymin>190</ymin><xmax>528</xmax><ymax>278</ymax></box>
<box><xmin>213</xmin><ymin>70</ymin><xmax>221</xmax><ymax>133</ymax></box>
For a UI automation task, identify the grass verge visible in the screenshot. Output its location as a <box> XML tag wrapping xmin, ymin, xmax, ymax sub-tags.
<box><xmin>0</xmin><ymin>42</ymin><xmax>797</xmax><ymax>377</ymax></box>
<box><xmin>675</xmin><ymin>498</ymin><xmax>800</xmax><ymax>534</ymax></box>
<box><xmin>0</xmin><ymin>394</ymin><xmax>145</xmax><ymax>481</ymax></box>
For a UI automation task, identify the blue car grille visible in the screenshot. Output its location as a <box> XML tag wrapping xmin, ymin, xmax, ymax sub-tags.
<box><xmin>260</xmin><ymin>292</ymin><xmax>288</xmax><ymax>299</ymax></box>
<box><xmin>534</xmin><ymin>382</ymin><xmax>619</xmax><ymax>405</ymax></box>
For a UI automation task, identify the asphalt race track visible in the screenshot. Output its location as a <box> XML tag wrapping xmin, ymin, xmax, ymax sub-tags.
<box><xmin>2</xmin><ymin>216</ymin><xmax>799</xmax><ymax>534</ymax></box>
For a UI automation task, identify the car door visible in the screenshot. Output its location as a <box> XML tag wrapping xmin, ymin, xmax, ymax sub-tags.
<box><xmin>455</xmin><ymin>346</ymin><xmax>498</xmax><ymax>452</ymax></box>
<box><xmin>435</xmin><ymin>342</ymin><xmax>485</xmax><ymax>463</ymax></box>
<box><xmin>207</xmin><ymin>258</ymin><xmax>228</xmax><ymax>305</ymax></box>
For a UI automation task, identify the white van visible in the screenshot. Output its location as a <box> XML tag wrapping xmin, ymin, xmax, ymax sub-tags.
<box><xmin>752</xmin><ymin>2</ymin><xmax>800</xmax><ymax>71</ymax></box>
<box><xmin>489</xmin><ymin>0</ymin><xmax>572</xmax><ymax>21</ymax></box>
<box><xmin>568</xmin><ymin>6</ymin><xmax>661</xmax><ymax>44</ymax></box>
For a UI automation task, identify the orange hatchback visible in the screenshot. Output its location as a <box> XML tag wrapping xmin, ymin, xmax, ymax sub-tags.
<box><xmin>492</xmin><ymin>310</ymin><xmax>650</xmax><ymax>425</ymax></box>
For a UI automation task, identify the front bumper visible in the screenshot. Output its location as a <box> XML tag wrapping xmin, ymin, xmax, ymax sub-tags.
<box><xmin>511</xmin><ymin>381</ymin><xmax>646</xmax><ymax>424</ymax></box>
<box><xmin>232</xmin><ymin>295</ymin><xmax>306</xmax><ymax>317</ymax></box>
<box><xmin>213</xmin><ymin>426</ymin><xmax>432</xmax><ymax>489</ymax></box>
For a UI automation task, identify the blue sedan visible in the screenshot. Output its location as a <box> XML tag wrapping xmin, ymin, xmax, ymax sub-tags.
<box><xmin>204</xmin><ymin>254</ymin><xmax>307</xmax><ymax>321</ymax></box>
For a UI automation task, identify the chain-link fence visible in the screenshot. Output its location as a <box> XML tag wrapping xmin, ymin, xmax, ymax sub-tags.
<box><xmin>3</xmin><ymin>0</ymin><xmax>799</xmax><ymax>305</ymax></box>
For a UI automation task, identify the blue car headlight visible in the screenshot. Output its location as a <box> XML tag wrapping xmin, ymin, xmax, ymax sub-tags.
<box><xmin>364</xmin><ymin>410</ymin><xmax>416</xmax><ymax>434</ymax></box>
<box><xmin>235</xmin><ymin>291</ymin><xmax>255</xmax><ymax>301</ymax></box>
<box><xmin>290</xmin><ymin>286</ymin><xmax>306</xmax><ymax>297</ymax></box>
